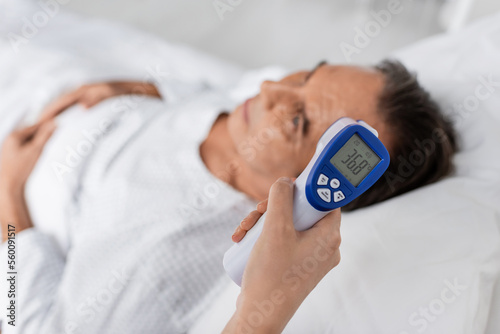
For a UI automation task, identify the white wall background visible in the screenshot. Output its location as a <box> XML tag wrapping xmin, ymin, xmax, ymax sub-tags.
<box><xmin>62</xmin><ymin>0</ymin><xmax>500</xmax><ymax>70</ymax></box>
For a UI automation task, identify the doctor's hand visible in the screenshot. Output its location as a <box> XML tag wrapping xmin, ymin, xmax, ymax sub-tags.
<box><xmin>223</xmin><ymin>178</ymin><xmax>341</xmax><ymax>334</ymax></box>
<box><xmin>39</xmin><ymin>81</ymin><xmax>161</xmax><ymax>121</ymax></box>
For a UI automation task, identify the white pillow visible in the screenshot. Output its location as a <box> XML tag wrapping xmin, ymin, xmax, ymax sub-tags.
<box><xmin>189</xmin><ymin>12</ymin><xmax>500</xmax><ymax>334</ymax></box>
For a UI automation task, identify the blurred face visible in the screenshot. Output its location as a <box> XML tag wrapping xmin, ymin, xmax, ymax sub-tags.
<box><xmin>226</xmin><ymin>64</ymin><xmax>391</xmax><ymax>187</ymax></box>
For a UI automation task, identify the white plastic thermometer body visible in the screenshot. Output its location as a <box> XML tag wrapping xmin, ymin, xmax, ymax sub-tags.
<box><xmin>223</xmin><ymin>118</ymin><xmax>377</xmax><ymax>286</ymax></box>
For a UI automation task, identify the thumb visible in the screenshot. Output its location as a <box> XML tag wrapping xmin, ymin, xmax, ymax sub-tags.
<box><xmin>262</xmin><ymin>177</ymin><xmax>295</xmax><ymax>234</ymax></box>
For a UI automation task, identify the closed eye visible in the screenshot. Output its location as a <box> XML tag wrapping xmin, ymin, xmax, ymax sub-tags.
<box><xmin>293</xmin><ymin>105</ymin><xmax>309</xmax><ymax>136</ymax></box>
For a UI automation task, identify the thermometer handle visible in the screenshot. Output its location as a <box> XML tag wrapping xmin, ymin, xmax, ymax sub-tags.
<box><xmin>223</xmin><ymin>172</ymin><xmax>327</xmax><ymax>286</ymax></box>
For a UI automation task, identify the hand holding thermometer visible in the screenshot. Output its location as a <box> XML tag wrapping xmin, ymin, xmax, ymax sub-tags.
<box><xmin>223</xmin><ymin>117</ymin><xmax>390</xmax><ymax>286</ymax></box>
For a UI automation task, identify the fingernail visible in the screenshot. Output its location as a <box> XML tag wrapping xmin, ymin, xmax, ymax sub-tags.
<box><xmin>278</xmin><ymin>177</ymin><xmax>292</xmax><ymax>183</ymax></box>
<box><xmin>231</xmin><ymin>231</ymin><xmax>240</xmax><ymax>242</ymax></box>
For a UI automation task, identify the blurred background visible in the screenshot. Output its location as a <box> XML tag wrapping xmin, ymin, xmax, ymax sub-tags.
<box><xmin>63</xmin><ymin>0</ymin><xmax>499</xmax><ymax>70</ymax></box>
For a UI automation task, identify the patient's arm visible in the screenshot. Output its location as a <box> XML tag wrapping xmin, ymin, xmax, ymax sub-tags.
<box><xmin>40</xmin><ymin>81</ymin><xmax>161</xmax><ymax>121</ymax></box>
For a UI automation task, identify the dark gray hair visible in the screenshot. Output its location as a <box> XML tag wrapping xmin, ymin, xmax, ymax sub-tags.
<box><xmin>344</xmin><ymin>59</ymin><xmax>457</xmax><ymax>211</ymax></box>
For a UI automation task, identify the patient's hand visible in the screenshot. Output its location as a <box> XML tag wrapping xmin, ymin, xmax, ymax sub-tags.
<box><xmin>40</xmin><ymin>81</ymin><xmax>161</xmax><ymax>121</ymax></box>
<box><xmin>0</xmin><ymin>120</ymin><xmax>56</xmax><ymax>190</ymax></box>
<box><xmin>0</xmin><ymin>120</ymin><xmax>56</xmax><ymax>241</ymax></box>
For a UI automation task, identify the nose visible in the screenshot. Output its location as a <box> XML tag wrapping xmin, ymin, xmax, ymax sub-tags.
<box><xmin>260</xmin><ymin>80</ymin><xmax>300</xmax><ymax>113</ymax></box>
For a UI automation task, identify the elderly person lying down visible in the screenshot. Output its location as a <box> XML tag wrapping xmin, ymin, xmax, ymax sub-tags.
<box><xmin>0</xmin><ymin>60</ymin><xmax>456</xmax><ymax>333</ymax></box>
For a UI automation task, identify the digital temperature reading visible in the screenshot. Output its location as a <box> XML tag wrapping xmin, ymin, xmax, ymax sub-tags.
<box><xmin>330</xmin><ymin>134</ymin><xmax>381</xmax><ymax>187</ymax></box>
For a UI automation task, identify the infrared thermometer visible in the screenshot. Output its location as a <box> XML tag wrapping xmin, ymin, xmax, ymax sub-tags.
<box><xmin>223</xmin><ymin>117</ymin><xmax>390</xmax><ymax>286</ymax></box>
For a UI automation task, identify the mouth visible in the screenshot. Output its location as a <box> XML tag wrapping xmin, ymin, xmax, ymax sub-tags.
<box><xmin>243</xmin><ymin>98</ymin><xmax>251</xmax><ymax>124</ymax></box>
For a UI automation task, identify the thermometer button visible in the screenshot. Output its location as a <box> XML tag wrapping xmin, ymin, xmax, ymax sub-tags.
<box><xmin>330</xmin><ymin>178</ymin><xmax>340</xmax><ymax>189</ymax></box>
<box><xmin>333</xmin><ymin>190</ymin><xmax>345</xmax><ymax>203</ymax></box>
<box><xmin>317</xmin><ymin>174</ymin><xmax>329</xmax><ymax>186</ymax></box>
<box><xmin>317</xmin><ymin>188</ymin><xmax>331</xmax><ymax>202</ymax></box>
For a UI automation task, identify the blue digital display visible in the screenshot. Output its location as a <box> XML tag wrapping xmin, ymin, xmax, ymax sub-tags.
<box><xmin>330</xmin><ymin>134</ymin><xmax>381</xmax><ymax>187</ymax></box>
